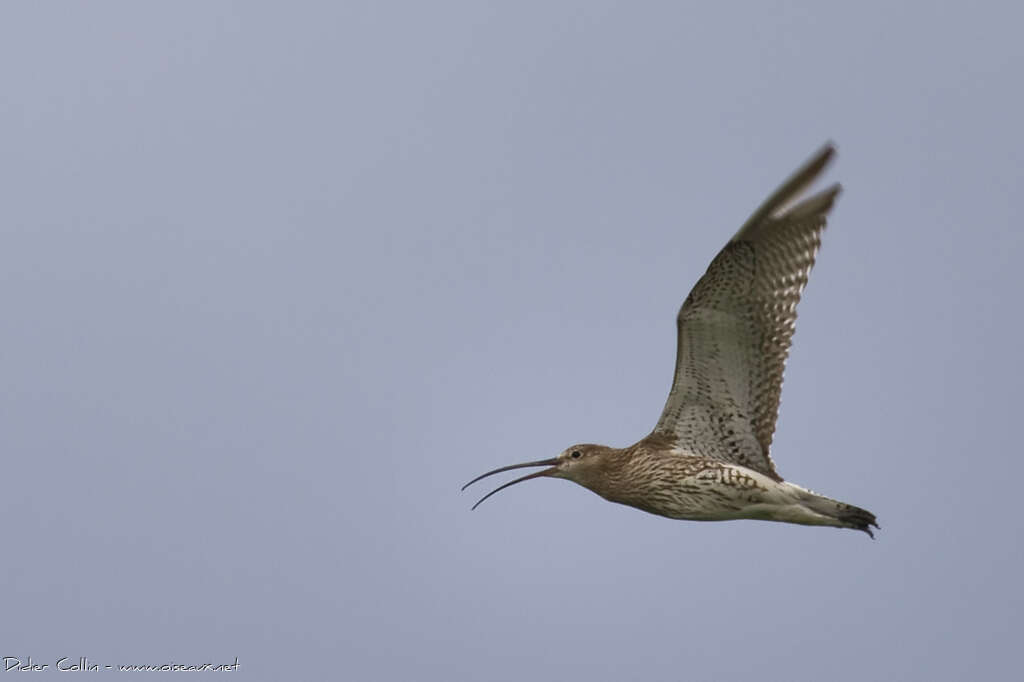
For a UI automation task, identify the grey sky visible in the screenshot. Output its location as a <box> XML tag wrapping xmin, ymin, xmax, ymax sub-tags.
<box><xmin>2</xmin><ymin>2</ymin><xmax>1021</xmax><ymax>680</ymax></box>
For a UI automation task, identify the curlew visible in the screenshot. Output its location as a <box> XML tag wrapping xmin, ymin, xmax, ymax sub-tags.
<box><xmin>463</xmin><ymin>144</ymin><xmax>878</xmax><ymax>537</ymax></box>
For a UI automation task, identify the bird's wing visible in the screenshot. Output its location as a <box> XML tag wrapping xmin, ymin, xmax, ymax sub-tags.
<box><xmin>653</xmin><ymin>145</ymin><xmax>840</xmax><ymax>481</ymax></box>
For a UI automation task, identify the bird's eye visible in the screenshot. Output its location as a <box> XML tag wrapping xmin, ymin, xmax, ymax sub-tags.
<box><xmin>571</xmin><ymin>450</ymin><xmax>582</xmax><ymax>459</ymax></box>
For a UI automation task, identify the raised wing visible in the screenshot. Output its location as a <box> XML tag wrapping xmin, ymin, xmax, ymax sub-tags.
<box><xmin>653</xmin><ymin>145</ymin><xmax>841</xmax><ymax>480</ymax></box>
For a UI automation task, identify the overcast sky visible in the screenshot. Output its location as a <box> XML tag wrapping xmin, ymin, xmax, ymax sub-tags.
<box><xmin>2</xmin><ymin>2</ymin><xmax>1022</xmax><ymax>680</ymax></box>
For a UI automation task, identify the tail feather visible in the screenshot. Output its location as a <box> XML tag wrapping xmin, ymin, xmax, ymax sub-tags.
<box><xmin>802</xmin><ymin>491</ymin><xmax>879</xmax><ymax>538</ymax></box>
<box><xmin>834</xmin><ymin>502</ymin><xmax>879</xmax><ymax>538</ymax></box>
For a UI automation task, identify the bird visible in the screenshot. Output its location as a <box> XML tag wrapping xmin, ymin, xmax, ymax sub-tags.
<box><xmin>462</xmin><ymin>144</ymin><xmax>879</xmax><ymax>537</ymax></box>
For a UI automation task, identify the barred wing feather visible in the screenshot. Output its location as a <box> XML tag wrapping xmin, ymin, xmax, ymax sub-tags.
<box><xmin>653</xmin><ymin>145</ymin><xmax>841</xmax><ymax>481</ymax></box>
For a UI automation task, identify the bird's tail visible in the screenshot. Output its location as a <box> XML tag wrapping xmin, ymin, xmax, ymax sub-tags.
<box><xmin>799</xmin><ymin>489</ymin><xmax>879</xmax><ymax>538</ymax></box>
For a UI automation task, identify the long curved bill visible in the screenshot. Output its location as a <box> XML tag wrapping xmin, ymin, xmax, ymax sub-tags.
<box><xmin>462</xmin><ymin>457</ymin><xmax>559</xmax><ymax>510</ymax></box>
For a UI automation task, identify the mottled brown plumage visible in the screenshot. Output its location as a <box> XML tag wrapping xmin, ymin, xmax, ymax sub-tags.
<box><xmin>463</xmin><ymin>145</ymin><xmax>878</xmax><ymax>537</ymax></box>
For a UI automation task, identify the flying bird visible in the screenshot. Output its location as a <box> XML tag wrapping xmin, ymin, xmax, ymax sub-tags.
<box><xmin>463</xmin><ymin>144</ymin><xmax>878</xmax><ymax>536</ymax></box>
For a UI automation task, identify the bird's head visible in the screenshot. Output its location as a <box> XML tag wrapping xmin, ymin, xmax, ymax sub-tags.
<box><xmin>462</xmin><ymin>444</ymin><xmax>615</xmax><ymax>509</ymax></box>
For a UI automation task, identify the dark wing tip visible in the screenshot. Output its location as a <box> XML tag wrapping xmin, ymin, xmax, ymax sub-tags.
<box><xmin>785</xmin><ymin>182</ymin><xmax>842</xmax><ymax>222</ymax></box>
<box><xmin>732</xmin><ymin>143</ymin><xmax>838</xmax><ymax>242</ymax></box>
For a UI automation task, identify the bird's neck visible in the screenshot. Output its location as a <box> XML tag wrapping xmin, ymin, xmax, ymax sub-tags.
<box><xmin>582</xmin><ymin>436</ymin><xmax>680</xmax><ymax>508</ymax></box>
<box><xmin>579</xmin><ymin>446</ymin><xmax>647</xmax><ymax>503</ymax></box>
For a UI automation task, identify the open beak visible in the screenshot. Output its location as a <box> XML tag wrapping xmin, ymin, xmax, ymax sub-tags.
<box><xmin>462</xmin><ymin>457</ymin><xmax>560</xmax><ymax>510</ymax></box>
